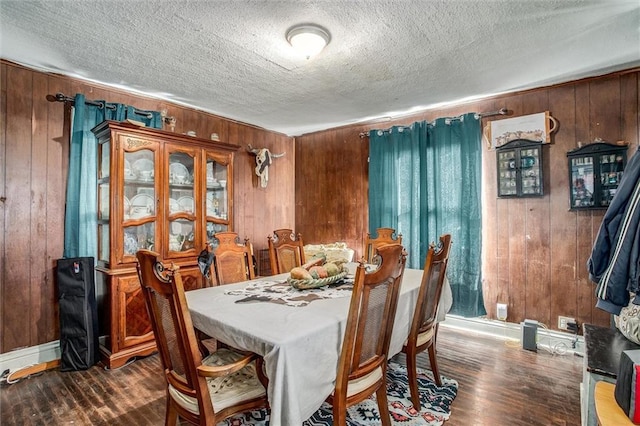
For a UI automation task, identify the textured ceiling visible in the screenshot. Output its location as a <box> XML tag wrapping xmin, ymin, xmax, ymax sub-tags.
<box><xmin>1</xmin><ymin>1</ymin><xmax>639</xmax><ymax>136</ymax></box>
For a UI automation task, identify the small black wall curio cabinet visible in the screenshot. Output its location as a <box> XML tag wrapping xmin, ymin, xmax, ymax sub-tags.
<box><xmin>496</xmin><ymin>139</ymin><xmax>544</xmax><ymax>198</ymax></box>
<box><xmin>566</xmin><ymin>142</ymin><xmax>627</xmax><ymax>210</ymax></box>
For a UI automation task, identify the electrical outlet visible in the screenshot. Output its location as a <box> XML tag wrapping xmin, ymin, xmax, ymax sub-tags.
<box><xmin>558</xmin><ymin>316</ymin><xmax>575</xmax><ymax>331</ymax></box>
<box><xmin>496</xmin><ymin>303</ymin><xmax>508</xmax><ymax>321</ymax></box>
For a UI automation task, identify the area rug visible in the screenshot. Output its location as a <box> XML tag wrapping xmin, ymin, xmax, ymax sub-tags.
<box><xmin>217</xmin><ymin>361</ymin><xmax>458</xmax><ymax>426</ymax></box>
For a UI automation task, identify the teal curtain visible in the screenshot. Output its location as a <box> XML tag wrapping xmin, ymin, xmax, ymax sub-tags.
<box><xmin>368</xmin><ymin>113</ymin><xmax>485</xmax><ymax>317</ymax></box>
<box><xmin>63</xmin><ymin>94</ymin><xmax>163</xmax><ymax>258</ymax></box>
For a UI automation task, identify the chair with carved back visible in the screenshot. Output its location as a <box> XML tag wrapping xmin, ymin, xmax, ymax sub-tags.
<box><xmin>364</xmin><ymin>228</ymin><xmax>403</xmax><ymax>263</ymax></box>
<box><xmin>402</xmin><ymin>233</ymin><xmax>452</xmax><ymax>409</ymax></box>
<box><xmin>267</xmin><ymin>228</ymin><xmax>306</xmax><ymax>274</ymax></box>
<box><xmin>326</xmin><ymin>243</ymin><xmax>408</xmax><ymax>426</ymax></box>
<box><xmin>210</xmin><ymin>232</ymin><xmax>256</xmax><ymax>285</ymax></box>
<box><xmin>135</xmin><ymin>250</ymin><xmax>269</xmax><ymax>425</ymax></box>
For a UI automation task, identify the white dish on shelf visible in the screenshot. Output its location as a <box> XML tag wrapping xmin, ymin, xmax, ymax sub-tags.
<box><xmin>169</xmin><ymin>162</ymin><xmax>190</xmax><ymax>184</ymax></box>
<box><xmin>130</xmin><ymin>193</ymin><xmax>154</xmax><ymax>217</ymax></box>
<box><xmin>124</xmin><ymin>232</ymin><xmax>138</xmax><ymax>254</ymax></box>
<box><xmin>177</xmin><ymin>196</ymin><xmax>194</xmax><ymax>213</ymax></box>
<box><xmin>169</xmin><ymin>198</ymin><xmax>179</xmax><ymax>214</ymax></box>
<box><xmin>132</xmin><ymin>158</ymin><xmax>154</xmax><ymax>176</ymax></box>
<box><xmin>124</xmin><ymin>196</ymin><xmax>131</xmax><ymax>215</ymax></box>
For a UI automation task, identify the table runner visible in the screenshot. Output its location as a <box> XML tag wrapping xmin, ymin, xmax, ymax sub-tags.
<box><xmin>225</xmin><ymin>278</ymin><xmax>354</xmax><ymax>307</ymax></box>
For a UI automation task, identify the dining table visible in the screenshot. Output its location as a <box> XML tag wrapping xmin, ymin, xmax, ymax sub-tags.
<box><xmin>186</xmin><ymin>263</ymin><xmax>452</xmax><ymax>426</ymax></box>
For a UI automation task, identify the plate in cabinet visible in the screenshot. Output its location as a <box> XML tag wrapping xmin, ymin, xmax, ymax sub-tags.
<box><xmin>169</xmin><ymin>198</ymin><xmax>179</xmax><ymax>214</ymax></box>
<box><xmin>177</xmin><ymin>196</ymin><xmax>194</xmax><ymax>213</ymax></box>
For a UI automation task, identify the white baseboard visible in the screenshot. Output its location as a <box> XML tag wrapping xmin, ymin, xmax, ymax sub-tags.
<box><xmin>0</xmin><ymin>340</ymin><xmax>61</xmax><ymax>376</ymax></box>
<box><xmin>0</xmin><ymin>315</ymin><xmax>585</xmax><ymax>376</ymax></box>
<box><xmin>441</xmin><ymin>315</ymin><xmax>585</xmax><ymax>356</ymax></box>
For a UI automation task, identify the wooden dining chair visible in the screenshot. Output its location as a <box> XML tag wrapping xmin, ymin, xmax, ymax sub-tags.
<box><xmin>327</xmin><ymin>243</ymin><xmax>408</xmax><ymax>426</ymax></box>
<box><xmin>402</xmin><ymin>233</ymin><xmax>452</xmax><ymax>409</ymax></box>
<box><xmin>364</xmin><ymin>227</ymin><xmax>402</xmax><ymax>263</ymax></box>
<box><xmin>267</xmin><ymin>228</ymin><xmax>306</xmax><ymax>274</ymax></box>
<box><xmin>210</xmin><ymin>232</ymin><xmax>256</xmax><ymax>285</ymax></box>
<box><xmin>135</xmin><ymin>250</ymin><xmax>269</xmax><ymax>425</ymax></box>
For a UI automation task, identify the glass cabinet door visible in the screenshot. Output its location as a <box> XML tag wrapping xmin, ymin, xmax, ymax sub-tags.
<box><xmin>497</xmin><ymin>149</ymin><xmax>518</xmax><ymax>196</ymax></box>
<box><xmin>167</xmin><ymin>148</ymin><xmax>196</xmax><ymax>256</ymax></box>
<box><xmin>569</xmin><ymin>156</ymin><xmax>595</xmax><ymax>208</ymax></box>
<box><xmin>122</xmin><ymin>148</ymin><xmax>157</xmax><ymax>258</ymax></box>
<box><xmin>98</xmin><ymin>140</ymin><xmax>110</xmax><ymax>263</ymax></box>
<box><xmin>205</xmin><ymin>155</ymin><xmax>230</xmax><ymax>246</ymax></box>
<box><xmin>520</xmin><ymin>148</ymin><xmax>542</xmax><ymax>196</ymax></box>
<box><xmin>598</xmin><ymin>153</ymin><xmax>625</xmax><ymax>208</ymax></box>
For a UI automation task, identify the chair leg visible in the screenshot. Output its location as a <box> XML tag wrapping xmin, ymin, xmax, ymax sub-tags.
<box><xmin>333</xmin><ymin>400</ymin><xmax>347</xmax><ymax>426</ymax></box>
<box><xmin>376</xmin><ymin>383</ymin><xmax>392</xmax><ymax>426</ymax></box>
<box><xmin>255</xmin><ymin>356</ymin><xmax>269</xmax><ymax>390</ymax></box>
<box><xmin>166</xmin><ymin>398</ymin><xmax>179</xmax><ymax>426</ymax></box>
<box><xmin>427</xmin><ymin>342</ymin><xmax>442</xmax><ymax>387</ymax></box>
<box><xmin>405</xmin><ymin>349</ymin><xmax>421</xmax><ymax>410</ymax></box>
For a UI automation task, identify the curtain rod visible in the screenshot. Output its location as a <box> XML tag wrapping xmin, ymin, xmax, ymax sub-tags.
<box><xmin>46</xmin><ymin>92</ymin><xmax>175</xmax><ymax>124</ymax></box>
<box><xmin>359</xmin><ymin>108</ymin><xmax>509</xmax><ymax>138</ymax></box>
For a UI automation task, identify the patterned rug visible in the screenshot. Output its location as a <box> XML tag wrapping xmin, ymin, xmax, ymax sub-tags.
<box><xmin>218</xmin><ymin>361</ymin><xmax>458</xmax><ymax>425</ymax></box>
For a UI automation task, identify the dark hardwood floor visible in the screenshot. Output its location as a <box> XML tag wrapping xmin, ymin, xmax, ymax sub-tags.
<box><xmin>0</xmin><ymin>325</ymin><xmax>583</xmax><ymax>425</ymax></box>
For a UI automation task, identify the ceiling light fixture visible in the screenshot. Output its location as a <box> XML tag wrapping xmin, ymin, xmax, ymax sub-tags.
<box><xmin>286</xmin><ymin>24</ymin><xmax>331</xmax><ymax>59</ymax></box>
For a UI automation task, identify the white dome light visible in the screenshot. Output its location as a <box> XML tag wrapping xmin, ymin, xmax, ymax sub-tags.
<box><xmin>286</xmin><ymin>24</ymin><xmax>331</xmax><ymax>59</ymax></box>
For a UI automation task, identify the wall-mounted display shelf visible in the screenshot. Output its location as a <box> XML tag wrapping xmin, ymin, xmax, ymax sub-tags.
<box><xmin>567</xmin><ymin>142</ymin><xmax>627</xmax><ymax>210</ymax></box>
<box><xmin>496</xmin><ymin>139</ymin><xmax>544</xmax><ymax>198</ymax></box>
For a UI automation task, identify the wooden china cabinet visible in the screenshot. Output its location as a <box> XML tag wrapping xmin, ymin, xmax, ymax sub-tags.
<box><xmin>92</xmin><ymin>121</ymin><xmax>237</xmax><ymax>368</ymax></box>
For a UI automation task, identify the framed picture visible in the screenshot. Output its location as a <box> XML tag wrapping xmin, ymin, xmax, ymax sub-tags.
<box><xmin>488</xmin><ymin>111</ymin><xmax>557</xmax><ymax>149</ymax></box>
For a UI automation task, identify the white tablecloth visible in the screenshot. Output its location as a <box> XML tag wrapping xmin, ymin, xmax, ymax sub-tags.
<box><xmin>186</xmin><ymin>264</ymin><xmax>451</xmax><ymax>426</ymax></box>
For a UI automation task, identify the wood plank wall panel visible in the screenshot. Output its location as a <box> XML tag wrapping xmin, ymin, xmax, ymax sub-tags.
<box><xmin>574</xmin><ymin>83</ymin><xmax>596</xmax><ymax>328</ymax></box>
<box><xmin>522</xmin><ymin>90</ymin><xmax>551</xmax><ymax>326</ymax></box>
<box><xmin>480</xmin><ymin>99</ymin><xmax>500</xmax><ymax>319</ymax></box>
<box><xmin>44</xmin><ymin>75</ymin><xmax>71</xmax><ymax>343</ymax></box>
<box><xmin>31</xmin><ymin>73</ymin><xmax>51</xmax><ymax>344</ymax></box>
<box><xmin>548</xmin><ymin>85</ymin><xmax>579</xmax><ymax>329</ymax></box>
<box><xmin>504</xmin><ymin>94</ymin><xmax>528</xmax><ymax>325</ymax></box>
<box><xmin>295</xmin><ymin>126</ymin><xmax>370</xmax><ymax>259</ymax></box>
<box><xmin>4</xmin><ymin>65</ymin><xmax>33</xmax><ymax>351</ymax></box>
<box><xmin>295</xmin><ymin>70</ymin><xmax>639</xmax><ymax>333</ymax></box>
<box><xmin>0</xmin><ymin>61</ymin><xmax>294</xmax><ymax>353</ymax></box>
<box><xmin>0</xmin><ymin>62</ymin><xmax>6</xmax><ymax>349</ymax></box>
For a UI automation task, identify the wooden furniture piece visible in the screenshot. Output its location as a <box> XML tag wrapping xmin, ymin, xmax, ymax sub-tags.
<box><xmin>267</xmin><ymin>228</ymin><xmax>305</xmax><ymax>274</ymax></box>
<box><xmin>496</xmin><ymin>139</ymin><xmax>544</xmax><ymax>197</ymax></box>
<box><xmin>327</xmin><ymin>244</ymin><xmax>407</xmax><ymax>426</ymax></box>
<box><xmin>402</xmin><ymin>234</ymin><xmax>452</xmax><ymax>408</ymax></box>
<box><xmin>92</xmin><ymin>121</ymin><xmax>237</xmax><ymax>368</ymax></box>
<box><xmin>594</xmin><ymin>381</ymin><xmax>634</xmax><ymax>426</ymax></box>
<box><xmin>567</xmin><ymin>142</ymin><xmax>628</xmax><ymax>210</ymax></box>
<box><xmin>186</xmin><ymin>263</ymin><xmax>446</xmax><ymax>426</ymax></box>
<box><xmin>211</xmin><ymin>232</ymin><xmax>255</xmax><ymax>285</ymax></box>
<box><xmin>364</xmin><ymin>227</ymin><xmax>402</xmax><ymax>263</ymax></box>
<box><xmin>135</xmin><ymin>250</ymin><xmax>268</xmax><ymax>425</ymax></box>
<box><xmin>582</xmin><ymin>324</ymin><xmax>640</xmax><ymax>426</ymax></box>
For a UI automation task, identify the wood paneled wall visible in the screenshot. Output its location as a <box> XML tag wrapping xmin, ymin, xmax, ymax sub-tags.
<box><xmin>0</xmin><ymin>61</ymin><xmax>294</xmax><ymax>354</ymax></box>
<box><xmin>295</xmin><ymin>70</ymin><xmax>639</xmax><ymax>331</ymax></box>
<box><xmin>2</xmin><ymin>60</ymin><xmax>638</xmax><ymax>354</ymax></box>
